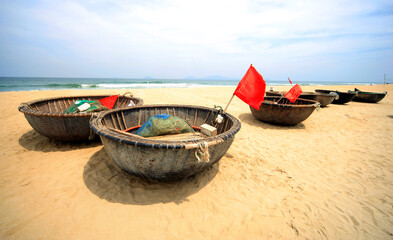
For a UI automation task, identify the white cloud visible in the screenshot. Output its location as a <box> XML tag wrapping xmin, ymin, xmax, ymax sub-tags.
<box><xmin>0</xmin><ymin>0</ymin><xmax>392</xmax><ymax>80</ymax></box>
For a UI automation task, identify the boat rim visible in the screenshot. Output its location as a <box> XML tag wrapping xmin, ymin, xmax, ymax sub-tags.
<box><xmin>315</xmin><ymin>89</ymin><xmax>357</xmax><ymax>95</ymax></box>
<box><xmin>351</xmin><ymin>91</ymin><xmax>387</xmax><ymax>95</ymax></box>
<box><xmin>261</xmin><ymin>97</ymin><xmax>320</xmax><ymax>108</ymax></box>
<box><xmin>90</xmin><ymin>104</ymin><xmax>241</xmax><ymax>149</ymax></box>
<box><xmin>18</xmin><ymin>95</ymin><xmax>143</xmax><ymax>118</ymax></box>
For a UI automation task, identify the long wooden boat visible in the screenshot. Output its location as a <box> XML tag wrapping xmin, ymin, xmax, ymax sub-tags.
<box><xmin>18</xmin><ymin>95</ymin><xmax>143</xmax><ymax>141</ymax></box>
<box><xmin>315</xmin><ymin>89</ymin><xmax>356</xmax><ymax>104</ymax></box>
<box><xmin>90</xmin><ymin>105</ymin><xmax>241</xmax><ymax>181</ymax></box>
<box><xmin>350</xmin><ymin>88</ymin><xmax>387</xmax><ymax>103</ymax></box>
<box><xmin>250</xmin><ymin>97</ymin><xmax>319</xmax><ymax>126</ymax></box>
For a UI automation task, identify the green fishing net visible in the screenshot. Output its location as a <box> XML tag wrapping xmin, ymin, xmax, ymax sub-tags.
<box><xmin>64</xmin><ymin>100</ymin><xmax>108</xmax><ymax>114</ymax></box>
<box><xmin>136</xmin><ymin>114</ymin><xmax>194</xmax><ymax>137</ymax></box>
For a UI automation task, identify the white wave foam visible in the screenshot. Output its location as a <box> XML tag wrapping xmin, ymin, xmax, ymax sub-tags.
<box><xmin>81</xmin><ymin>84</ymin><xmax>97</xmax><ymax>88</ymax></box>
<box><xmin>95</xmin><ymin>83</ymin><xmax>227</xmax><ymax>89</ymax></box>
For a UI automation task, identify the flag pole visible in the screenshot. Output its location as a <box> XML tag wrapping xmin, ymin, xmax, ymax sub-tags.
<box><xmin>223</xmin><ymin>94</ymin><xmax>235</xmax><ymax>113</ymax></box>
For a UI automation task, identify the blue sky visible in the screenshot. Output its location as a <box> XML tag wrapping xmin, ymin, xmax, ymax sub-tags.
<box><xmin>0</xmin><ymin>0</ymin><xmax>392</xmax><ymax>82</ymax></box>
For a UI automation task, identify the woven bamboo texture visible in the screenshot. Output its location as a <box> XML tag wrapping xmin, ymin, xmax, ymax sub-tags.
<box><xmin>250</xmin><ymin>96</ymin><xmax>319</xmax><ymax>126</ymax></box>
<box><xmin>315</xmin><ymin>89</ymin><xmax>357</xmax><ymax>104</ymax></box>
<box><xmin>351</xmin><ymin>90</ymin><xmax>387</xmax><ymax>103</ymax></box>
<box><xmin>18</xmin><ymin>95</ymin><xmax>143</xmax><ymax>141</ymax></box>
<box><xmin>90</xmin><ymin>105</ymin><xmax>241</xmax><ymax>181</ymax></box>
<box><xmin>266</xmin><ymin>91</ymin><xmax>319</xmax><ymax>101</ymax></box>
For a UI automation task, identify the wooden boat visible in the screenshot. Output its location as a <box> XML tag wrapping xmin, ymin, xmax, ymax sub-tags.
<box><xmin>18</xmin><ymin>95</ymin><xmax>143</xmax><ymax>141</ymax></box>
<box><xmin>315</xmin><ymin>89</ymin><xmax>356</xmax><ymax>104</ymax></box>
<box><xmin>349</xmin><ymin>88</ymin><xmax>387</xmax><ymax>103</ymax></box>
<box><xmin>314</xmin><ymin>92</ymin><xmax>337</xmax><ymax>107</ymax></box>
<box><xmin>250</xmin><ymin>96</ymin><xmax>319</xmax><ymax>126</ymax></box>
<box><xmin>266</xmin><ymin>90</ymin><xmax>319</xmax><ymax>101</ymax></box>
<box><xmin>266</xmin><ymin>90</ymin><xmax>336</xmax><ymax>107</ymax></box>
<box><xmin>90</xmin><ymin>105</ymin><xmax>241</xmax><ymax>181</ymax></box>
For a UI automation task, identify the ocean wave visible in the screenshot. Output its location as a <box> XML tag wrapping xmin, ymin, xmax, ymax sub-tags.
<box><xmin>81</xmin><ymin>84</ymin><xmax>98</xmax><ymax>88</ymax></box>
<box><xmin>1</xmin><ymin>77</ymin><xmax>383</xmax><ymax>92</ymax></box>
<box><xmin>46</xmin><ymin>83</ymin><xmax>84</xmax><ymax>88</ymax></box>
<box><xmin>0</xmin><ymin>83</ymin><xmax>85</xmax><ymax>89</ymax></box>
<box><xmin>0</xmin><ymin>81</ymin><xmax>235</xmax><ymax>91</ymax></box>
<box><xmin>96</xmin><ymin>83</ymin><xmax>212</xmax><ymax>89</ymax></box>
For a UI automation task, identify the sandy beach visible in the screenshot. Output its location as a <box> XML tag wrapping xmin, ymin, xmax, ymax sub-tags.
<box><xmin>0</xmin><ymin>84</ymin><xmax>392</xmax><ymax>239</ymax></box>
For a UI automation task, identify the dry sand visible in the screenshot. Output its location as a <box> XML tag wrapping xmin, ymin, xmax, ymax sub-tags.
<box><xmin>0</xmin><ymin>84</ymin><xmax>392</xmax><ymax>239</ymax></box>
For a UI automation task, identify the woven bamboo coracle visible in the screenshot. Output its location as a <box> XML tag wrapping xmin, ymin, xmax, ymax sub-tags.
<box><xmin>250</xmin><ymin>96</ymin><xmax>319</xmax><ymax>126</ymax></box>
<box><xmin>18</xmin><ymin>95</ymin><xmax>143</xmax><ymax>141</ymax></box>
<box><xmin>315</xmin><ymin>89</ymin><xmax>356</xmax><ymax>104</ymax></box>
<box><xmin>314</xmin><ymin>92</ymin><xmax>337</xmax><ymax>107</ymax></box>
<box><xmin>266</xmin><ymin>90</ymin><xmax>319</xmax><ymax>101</ymax></box>
<box><xmin>90</xmin><ymin>105</ymin><xmax>241</xmax><ymax>181</ymax></box>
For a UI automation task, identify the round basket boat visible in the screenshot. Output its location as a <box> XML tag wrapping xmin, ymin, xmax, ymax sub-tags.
<box><xmin>314</xmin><ymin>92</ymin><xmax>337</xmax><ymax>107</ymax></box>
<box><xmin>18</xmin><ymin>95</ymin><xmax>143</xmax><ymax>141</ymax></box>
<box><xmin>90</xmin><ymin>105</ymin><xmax>241</xmax><ymax>181</ymax></box>
<box><xmin>266</xmin><ymin>91</ymin><xmax>319</xmax><ymax>101</ymax></box>
<box><xmin>250</xmin><ymin>96</ymin><xmax>319</xmax><ymax>126</ymax></box>
<box><xmin>315</xmin><ymin>89</ymin><xmax>356</xmax><ymax>104</ymax></box>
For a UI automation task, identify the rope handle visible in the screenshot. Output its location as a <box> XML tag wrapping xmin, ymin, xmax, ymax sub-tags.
<box><xmin>89</xmin><ymin>112</ymin><xmax>104</xmax><ymax>140</ymax></box>
<box><xmin>315</xmin><ymin>102</ymin><xmax>321</xmax><ymax>111</ymax></box>
<box><xmin>185</xmin><ymin>138</ymin><xmax>223</xmax><ymax>149</ymax></box>
<box><xmin>195</xmin><ymin>141</ymin><xmax>210</xmax><ymax>163</ymax></box>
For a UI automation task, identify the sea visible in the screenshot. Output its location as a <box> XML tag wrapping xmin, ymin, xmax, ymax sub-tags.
<box><xmin>0</xmin><ymin>77</ymin><xmax>384</xmax><ymax>92</ymax></box>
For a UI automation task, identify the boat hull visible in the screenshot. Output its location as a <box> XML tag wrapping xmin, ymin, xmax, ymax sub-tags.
<box><xmin>315</xmin><ymin>90</ymin><xmax>356</xmax><ymax>104</ymax></box>
<box><xmin>351</xmin><ymin>91</ymin><xmax>387</xmax><ymax>103</ymax></box>
<box><xmin>250</xmin><ymin>97</ymin><xmax>318</xmax><ymax>126</ymax></box>
<box><xmin>90</xmin><ymin>105</ymin><xmax>241</xmax><ymax>181</ymax></box>
<box><xmin>19</xmin><ymin>95</ymin><xmax>143</xmax><ymax>141</ymax></box>
<box><xmin>99</xmin><ymin>134</ymin><xmax>235</xmax><ymax>181</ymax></box>
<box><xmin>314</xmin><ymin>93</ymin><xmax>336</xmax><ymax>107</ymax></box>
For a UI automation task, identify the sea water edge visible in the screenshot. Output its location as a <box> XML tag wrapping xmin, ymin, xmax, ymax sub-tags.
<box><xmin>0</xmin><ymin>77</ymin><xmax>384</xmax><ymax>92</ymax></box>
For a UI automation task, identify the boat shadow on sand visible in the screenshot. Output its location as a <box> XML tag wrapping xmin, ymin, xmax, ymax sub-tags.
<box><xmin>83</xmin><ymin>148</ymin><xmax>219</xmax><ymax>205</ymax></box>
<box><xmin>19</xmin><ymin>130</ymin><xmax>101</xmax><ymax>152</ymax></box>
<box><xmin>238</xmin><ymin>113</ymin><xmax>306</xmax><ymax>130</ymax></box>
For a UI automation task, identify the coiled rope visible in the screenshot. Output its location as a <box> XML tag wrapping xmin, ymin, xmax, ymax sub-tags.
<box><xmin>89</xmin><ymin>112</ymin><xmax>103</xmax><ymax>140</ymax></box>
<box><xmin>195</xmin><ymin>141</ymin><xmax>210</xmax><ymax>163</ymax></box>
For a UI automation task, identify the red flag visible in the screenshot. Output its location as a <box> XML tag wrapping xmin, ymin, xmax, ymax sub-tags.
<box><xmin>288</xmin><ymin>77</ymin><xmax>292</xmax><ymax>84</ymax></box>
<box><xmin>99</xmin><ymin>95</ymin><xmax>119</xmax><ymax>109</ymax></box>
<box><xmin>285</xmin><ymin>84</ymin><xmax>302</xmax><ymax>103</ymax></box>
<box><xmin>233</xmin><ymin>65</ymin><xmax>266</xmax><ymax>110</ymax></box>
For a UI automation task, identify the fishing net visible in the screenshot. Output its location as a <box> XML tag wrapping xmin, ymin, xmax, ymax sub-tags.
<box><xmin>64</xmin><ymin>100</ymin><xmax>108</xmax><ymax>114</ymax></box>
<box><xmin>136</xmin><ymin>114</ymin><xmax>194</xmax><ymax>137</ymax></box>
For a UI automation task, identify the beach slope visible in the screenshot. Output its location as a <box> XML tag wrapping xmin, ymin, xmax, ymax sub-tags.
<box><xmin>0</xmin><ymin>84</ymin><xmax>392</xmax><ymax>239</ymax></box>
